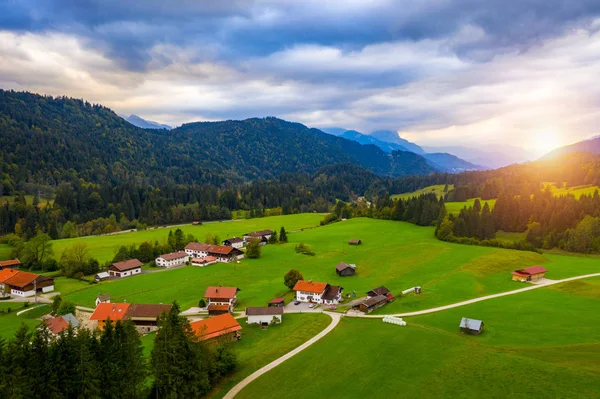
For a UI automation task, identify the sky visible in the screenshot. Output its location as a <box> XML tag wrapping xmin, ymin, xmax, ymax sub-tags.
<box><xmin>1</xmin><ymin>1</ymin><xmax>600</xmax><ymax>152</ymax></box>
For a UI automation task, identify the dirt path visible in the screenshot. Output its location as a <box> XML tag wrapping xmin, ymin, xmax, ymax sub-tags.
<box><xmin>223</xmin><ymin>312</ymin><xmax>341</xmax><ymax>399</ymax></box>
<box><xmin>348</xmin><ymin>272</ymin><xmax>600</xmax><ymax>319</ymax></box>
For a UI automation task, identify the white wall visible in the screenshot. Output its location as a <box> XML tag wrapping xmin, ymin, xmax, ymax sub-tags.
<box><xmin>247</xmin><ymin>314</ymin><xmax>282</xmax><ymax>324</ymax></box>
<box><xmin>11</xmin><ymin>289</ymin><xmax>36</xmax><ymax>297</ymax></box>
<box><xmin>42</xmin><ymin>285</ymin><xmax>54</xmax><ymax>293</ymax></box>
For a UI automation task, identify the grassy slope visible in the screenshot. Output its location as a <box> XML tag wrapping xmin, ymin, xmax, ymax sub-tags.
<box><xmin>0</xmin><ymin>244</ymin><xmax>11</xmax><ymax>260</ymax></box>
<box><xmin>239</xmin><ymin>278</ymin><xmax>600</xmax><ymax>398</ymax></box>
<box><xmin>52</xmin><ymin>214</ymin><xmax>324</xmax><ymax>263</ymax></box>
<box><xmin>445</xmin><ymin>198</ymin><xmax>496</xmax><ymax>215</ymax></box>
<box><xmin>545</xmin><ymin>183</ymin><xmax>600</xmax><ymax>199</ymax></box>
<box><xmin>392</xmin><ymin>184</ymin><xmax>454</xmax><ymax>200</ymax></box>
<box><xmin>0</xmin><ymin>303</ymin><xmax>50</xmax><ymax>339</ymax></box>
<box><xmin>63</xmin><ymin>218</ymin><xmax>600</xmax><ymax>313</ymax></box>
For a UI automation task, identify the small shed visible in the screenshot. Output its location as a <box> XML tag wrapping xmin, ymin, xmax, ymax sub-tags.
<box><xmin>95</xmin><ymin>272</ymin><xmax>110</xmax><ymax>282</ymax></box>
<box><xmin>335</xmin><ymin>262</ymin><xmax>356</xmax><ymax>277</ymax></box>
<box><xmin>268</xmin><ymin>298</ymin><xmax>285</xmax><ymax>307</ymax></box>
<box><xmin>459</xmin><ymin>317</ymin><xmax>484</xmax><ymax>335</ymax></box>
<box><xmin>356</xmin><ymin>295</ymin><xmax>388</xmax><ymax>313</ymax></box>
<box><xmin>511</xmin><ymin>266</ymin><xmax>547</xmax><ymax>282</ymax></box>
<box><xmin>348</xmin><ymin>239</ymin><xmax>362</xmax><ymax>245</ymax></box>
<box><xmin>246</xmin><ymin>307</ymin><xmax>283</xmax><ymax>325</ymax></box>
<box><xmin>95</xmin><ymin>293</ymin><xmax>111</xmax><ymax>307</ymax></box>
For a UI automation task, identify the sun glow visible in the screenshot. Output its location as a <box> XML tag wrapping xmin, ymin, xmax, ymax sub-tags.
<box><xmin>531</xmin><ymin>131</ymin><xmax>562</xmax><ymax>155</ymax></box>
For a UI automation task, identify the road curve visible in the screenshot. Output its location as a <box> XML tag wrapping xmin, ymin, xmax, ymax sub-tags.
<box><xmin>223</xmin><ymin>312</ymin><xmax>341</xmax><ymax>399</ymax></box>
<box><xmin>349</xmin><ymin>273</ymin><xmax>600</xmax><ymax>319</ymax></box>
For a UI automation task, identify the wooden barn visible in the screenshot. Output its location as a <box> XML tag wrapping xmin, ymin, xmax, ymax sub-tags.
<box><xmin>191</xmin><ymin>313</ymin><xmax>242</xmax><ymax>342</ymax></box>
<box><xmin>511</xmin><ymin>266</ymin><xmax>547</xmax><ymax>282</ymax></box>
<box><xmin>459</xmin><ymin>317</ymin><xmax>484</xmax><ymax>335</ymax></box>
<box><xmin>356</xmin><ymin>295</ymin><xmax>388</xmax><ymax>313</ymax></box>
<box><xmin>348</xmin><ymin>239</ymin><xmax>362</xmax><ymax>245</ymax></box>
<box><xmin>335</xmin><ymin>262</ymin><xmax>356</xmax><ymax>277</ymax></box>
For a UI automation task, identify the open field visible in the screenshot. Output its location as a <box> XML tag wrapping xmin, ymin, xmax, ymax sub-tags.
<box><xmin>51</xmin><ymin>213</ymin><xmax>324</xmax><ymax>263</ymax></box>
<box><xmin>0</xmin><ymin>303</ymin><xmax>49</xmax><ymax>339</ymax></box>
<box><xmin>445</xmin><ymin>197</ymin><xmax>496</xmax><ymax>215</ymax></box>
<box><xmin>0</xmin><ymin>244</ymin><xmax>11</xmax><ymax>260</ymax></box>
<box><xmin>545</xmin><ymin>183</ymin><xmax>600</xmax><ymax>199</ymax></box>
<box><xmin>0</xmin><ymin>195</ymin><xmax>52</xmax><ymax>207</ymax></box>
<box><xmin>238</xmin><ymin>278</ymin><xmax>600</xmax><ymax>398</ymax></box>
<box><xmin>61</xmin><ymin>218</ymin><xmax>600</xmax><ymax>313</ymax></box>
<box><xmin>391</xmin><ymin>184</ymin><xmax>453</xmax><ymax>200</ymax></box>
<box><xmin>495</xmin><ymin>230</ymin><xmax>526</xmax><ymax>243</ymax></box>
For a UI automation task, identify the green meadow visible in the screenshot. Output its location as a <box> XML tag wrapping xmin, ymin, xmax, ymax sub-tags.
<box><xmin>445</xmin><ymin>197</ymin><xmax>496</xmax><ymax>215</ymax></box>
<box><xmin>545</xmin><ymin>183</ymin><xmax>600</xmax><ymax>199</ymax></box>
<box><xmin>52</xmin><ymin>213</ymin><xmax>324</xmax><ymax>263</ymax></box>
<box><xmin>392</xmin><ymin>184</ymin><xmax>454</xmax><ymax>200</ymax></box>
<box><xmin>238</xmin><ymin>278</ymin><xmax>600</xmax><ymax>399</ymax></box>
<box><xmin>0</xmin><ymin>244</ymin><xmax>11</xmax><ymax>260</ymax></box>
<box><xmin>0</xmin><ymin>303</ymin><xmax>50</xmax><ymax>339</ymax></box>
<box><xmin>61</xmin><ymin>218</ymin><xmax>600</xmax><ymax>313</ymax></box>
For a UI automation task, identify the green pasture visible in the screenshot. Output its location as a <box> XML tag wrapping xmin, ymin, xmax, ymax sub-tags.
<box><xmin>52</xmin><ymin>213</ymin><xmax>324</xmax><ymax>263</ymax></box>
<box><xmin>0</xmin><ymin>303</ymin><xmax>49</xmax><ymax>339</ymax></box>
<box><xmin>392</xmin><ymin>184</ymin><xmax>453</xmax><ymax>200</ymax></box>
<box><xmin>544</xmin><ymin>183</ymin><xmax>600</xmax><ymax>199</ymax></box>
<box><xmin>0</xmin><ymin>244</ymin><xmax>11</xmax><ymax>260</ymax></box>
<box><xmin>445</xmin><ymin>197</ymin><xmax>496</xmax><ymax>215</ymax></box>
<box><xmin>62</xmin><ymin>218</ymin><xmax>600</xmax><ymax>314</ymax></box>
<box><xmin>494</xmin><ymin>230</ymin><xmax>526</xmax><ymax>243</ymax></box>
<box><xmin>238</xmin><ymin>278</ymin><xmax>600</xmax><ymax>398</ymax></box>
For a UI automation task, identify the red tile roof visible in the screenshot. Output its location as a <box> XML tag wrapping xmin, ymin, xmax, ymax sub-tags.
<box><xmin>0</xmin><ymin>268</ymin><xmax>20</xmax><ymax>283</ymax></box>
<box><xmin>512</xmin><ymin>266</ymin><xmax>547</xmax><ymax>276</ymax></box>
<box><xmin>204</xmin><ymin>286</ymin><xmax>238</xmax><ymax>299</ymax></box>
<box><xmin>190</xmin><ymin>314</ymin><xmax>242</xmax><ymax>341</ymax></box>
<box><xmin>3</xmin><ymin>271</ymin><xmax>47</xmax><ymax>288</ymax></box>
<box><xmin>0</xmin><ymin>258</ymin><xmax>21</xmax><ymax>268</ymax></box>
<box><xmin>185</xmin><ymin>242</ymin><xmax>212</xmax><ymax>252</ymax></box>
<box><xmin>293</xmin><ymin>280</ymin><xmax>328</xmax><ymax>293</ymax></box>
<box><xmin>269</xmin><ymin>298</ymin><xmax>285</xmax><ymax>304</ymax></box>
<box><xmin>111</xmin><ymin>259</ymin><xmax>143</xmax><ymax>271</ymax></box>
<box><xmin>192</xmin><ymin>256</ymin><xmax>217</xmax><ymax>264</ymax></box>
<box><xmin>157</xmin><ymin>251</ymin><xmax>188</xmax><ymax>261</ymax></box>
<box><xmin>207</xmin><ymin>304</ymin><xmax>230</xmax><ymax>311</ymax></box>
<box><xmin>89</xmin><ymin>303</ymin><xmax>131</xmax><ymax>321</ymax></box>
<box><xmin>207</xmin><ymin>245</ymin><xmax>234</xmax><ymax>255</ymax></box>
<box><xmin>45</xmin><ymin>316</ymin><xmax>69</xmax><ymax>335</ymax></box>
<box><xmin>125</xmin><ymin>304</ymin><xmax>172</xmax><ymax>319</ymax></box>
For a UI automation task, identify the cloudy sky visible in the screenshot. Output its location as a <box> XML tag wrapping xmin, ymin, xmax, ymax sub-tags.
<box><xmin>1</xmin><ymin>0</ymin><xmax>600</xmax><ymax>151</ymax></box>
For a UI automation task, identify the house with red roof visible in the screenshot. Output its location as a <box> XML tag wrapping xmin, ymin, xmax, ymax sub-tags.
<box><xmin>109</xmin><ymin>259</ymin><xmax>143</xmax><ymax>278</ymax></box>
<box><xmin>0</xmin><ymin>258</ymin><xmax>21</xmax><ymax>270</ymax></box>
<box><xmin>293</xmin><ymin>280</ymin><xmax>344</xmax><ymax>305</ymax></box>
<box><xmin>89</xmin><ymin>302</ymin><xmax>131</xmax><ymax>330</ymax></box>
<box><xmin>190</xmin><ymin>313</ymin><xmax>242</xmax><ymax>342</ymax></box>
<box><xmin>90</xmin><ymin>302</ymin><xmax>171</xmax><ymax>333</ymax></box>
<box><xmin>44</xmin><ymin>313</ymin><xmax>80</xmax><ymax>336</ymax></box>
<box><xmin>185</xmin><ymin>242</ymin><xmax>244</xmax><ymax>262</ymax></box>
<box><xmin>191</xmin><ymin>256</ymin><xmax>218</xmax><ymax>267</ymax></box>
<box><xmin>155</xmin><ymin>251</ymin><xmax>189</xmax><ymax>268</ymax></box>
<box><xmin>511</xmin><ymin>266</ymin><xmax>548</xmax><ymax>282</ymax></box>
<box><xmin>0</xmin><ymin>269</ymin><xmax>54</xmax><ymax>297</ymax></box>
<box><xmin>204</xmin><ymin>286</ymin><xmax>239</xmax><ymax>315</ymax></box>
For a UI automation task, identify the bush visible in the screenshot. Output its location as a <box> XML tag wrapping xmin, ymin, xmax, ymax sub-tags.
<box><xmin>246</xmin><ymin>239</ymin><xmax>261</xmax><ymax>259</ymax></box>
<box><xmin>294</xmin><ymin>243</ymin><xmax>315</xmax><ymax>256</ymax></box>
<box><xmin>198</xmin><ymin>299</ymin><xmax>206</xmax><ymax>308</ymax></box>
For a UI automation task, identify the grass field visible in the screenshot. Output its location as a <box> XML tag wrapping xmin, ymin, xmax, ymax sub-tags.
<box><xmin>392</xmin><ymin>184</ymin><xmax>454</xmax><ymax>200</ymax></box>
<box><xmin>61</xmin><ymin>218</ymin><xmax>600</xmax><ymax>314</ymax></box>
<box><xmin>495</xmin><ymin>230</ymin><xmax>527</xmax><ymax>243</ymax></box>
<box><xmin>0</xmin><ymin>244</ymin><xmax>11</xmax><ymax>260</ymax></box>
<box><xmin>545</xmin><ymin>183</ymin><xmax>600</xmax><ymax>199</ymax></box>
<box><xmin>0</xmin><ymin>303</ymin><xmax>49</xmax><ymax>339</ymax></box>
<box><xmin>52</xmin><ymin>214</ymin><xmax>324</xmax><ymax>263</ymax></box>
<box><xmin>445</xmin><ymin>197</ymin><xmax>496</xmax><ymax>215</ymax></box>
<box><xmin>238</xmin><ymin>278</ymin><xmax>600</xmax><ymax>398</ymax></box>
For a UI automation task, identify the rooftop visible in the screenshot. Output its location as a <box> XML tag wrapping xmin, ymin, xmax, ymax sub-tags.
<box><xmin>246</xmin><ymin>307</ymin><xmax>284</xmax><ymax>316</ymax></box>
<box><xmin>322</xmin><ymin>285</ymin><xmax>342</xmax><ymax>301</ymax></box>
<box><xmin>0</xmin><ymin>258</ymin><xmax>21</xmax><ymax>267</ymax></box>
<box><xmin>90</xmin><ymin>303</ymin><xmax>131</xmax><ymax>321</ymax></box>
<box><xmin>460</xmin><ymin>317</ymin><xmax>483</xmax><ymax>330</ymax></box>
<box><xmin>293</xmin><ymin>280</ymin><xmax>328</xmax><ymax>293</ymax></box>
<box><xmin>204</xmin><ymin>286</ymin><xmax>238</xmax><ymax>299</ymax></box>
<box><xmin>111</xmin><ymin>259</ymin><xmax>143</xmax><ymax>271</ymax></box>
<box><xmin>190</xmin><ymin>314</ymin><xmax>242</xmax><ymax>341</ymax></box>
<box><xmin>158</xmin><ymin>251</ymin><xmax>188</xmax><ymax>261</ymax></box>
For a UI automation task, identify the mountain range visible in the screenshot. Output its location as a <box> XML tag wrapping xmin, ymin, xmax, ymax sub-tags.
<box><xmin>122</xmin><ymin>114</ymin><xmax>172</xmax><ymax>130</ymax></box>
<box><xmin>542</xmin><ymin>136</ymin><xmax>600</xmax><ymax>159</ymax></box>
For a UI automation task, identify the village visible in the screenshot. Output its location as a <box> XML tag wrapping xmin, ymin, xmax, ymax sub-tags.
<box><xmin>0</xmin><ymin>226</ymin><xmax>553</xmax><ymax>342</ymax></box>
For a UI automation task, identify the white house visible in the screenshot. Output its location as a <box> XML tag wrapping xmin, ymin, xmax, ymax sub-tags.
<box><xmin>321</xmin><ymin>285</ymin><xmax>343</xmax><ymax>305</ymax></box>
<box><xmin>293</xmin><ymin>280</ymin><xmax>328</xmax><ymax>303</ymax></box>
<box><xmin>243</xmin><ymin>230</ymin><xmax>273</xmax><ymax>242</ymax></box>
<box><xmin>95</xmin><ymin>293</ymin><xmax>111</xmax><ymax>307</ymax></box>
<box><xmin>184</xmin><ymin>242</ymin><xmax>211</xmax><ymax>258</ymax></box>
<box><xmin>223</xmin><ymin>237</ymin><xmax>244</xmax><ymax>249</ymax></box>
<box><xmin>109</xmin><ymin>259</ymin><xmax>143</xmax><ymax>278</ymax></box>
<box><xmin>0</xmin><ymin>270</ymin><xmax>54</xmax><ymax>298</ymax></box>
<box><xmin>204</xmin><ymin>286</ymin><xmax>239</xmax><ymax>315</ymax></box>
<box><xmin>155</xmin><ymin>251</ymin><xmax>189</xmax><ymax>268</ymax></box>
<box><xmin>246</xmin><ymin>307</ymin><xmax>283</xmax><ymax>325</ymax></box>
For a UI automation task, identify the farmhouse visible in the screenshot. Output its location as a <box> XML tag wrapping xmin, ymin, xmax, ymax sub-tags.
<box><xmin>155</xmin><ymin>251</ymin><xmax>189</xmax><ymax>268</ymax></box>
<box><xmin>367</xmin><ymin>286</ymin><xmax>391</xmax><ymax>298</ymax></box>
<box><xmin>191</xmin><ymin>256</ymin><xmax>217</xmax><ymax>267</ymax></box>
<box><xmin>2</xmin><ymin>270</ymin><xmax>54</xmax><ymax>297</ymax></box>
<box><xmin>348</xmin><ymin>239</ymin><xmax>362</xmax><ymax>245</ymax></box>
<box><xmin>190</xmin><ymin>313</ymin><xmax>242</xmax><ymax>342</ymax></box>
<box><xmin>511</xmin><ymin>266</ymin><xmax>548</xmax><ymax>282</ymax></box>
<box><xmin>207</xmin><ymin>245</ymin><xmax>244</xmax><ymax>262</ymax></box>
<box><xmin>293</xmin><ymin>280</ymin><xmax>328</xmax><ymax>303</ymax></box>
<box><xmin>246</xmin><ymin>307</ymin><xmax>283</xmax><ymax>325</ymax></box>
<box><xmin>321</xmin><ymin>285</ymin><xmax>343</xmax><ymax>305</ymax></box>
<box><xmin>90</xmin><ymin>303</ymin><xmax>131</xmax><ymax>331</ymax></box>
<box><xmin>223</xmin><ymin>237</ymin><xmax>244</xmax><ymax>249</ymax></box>
<box><xmin>356</xmin><ymin>295</ymin><xmax>388</xmax><ymax>313</ymax></box>
<box><xmin>0</xmin><ymin>268</ymin><xmax>19</xmax><ymax>297</ymax></box>
<box><xmin>95</xmin><ymin>293</ymin><xmax>111</xmax><ymax>307</ymax></box>
<box><xmin>268</xmin><ymin>298</ymin><xmax>285</xmax><ymax>307</ymax></box>
<box><xmin>204</xmin><ymin>286</ymin><xmax>239</xmax><ymax>315</ymax></box>
<box><xmin>94</xmin><ymin>272</ymin><xmax>110</xmax><ymax>282</ymax></box>
<box><xmin>459</xmin><ymin>317</ymin><xmax>484</xmax><ymax>335</ymax></box>
<box><xmin>185</xmin><ymin>242</ymin><xmax>212</xmax><ymax>258</ymax></box>
<box><xmin>109</xmin><ymin>259</ymin><xmax>143</xmax><ymax>278</ymax></box>
<box><xmin>0</xmin><ymin>258</ymin><xmax>21</xmax><ymax>270</ymax></box>
<box><xmin>335</xmin><ymin>262</ymin><xmax>356</xmax><ymax>276</ymax></box>
<box><xmin>244</xmin><ymin>230</ymin><xmax>273</xmax><ymax>242</ymax></box>
<box><xmin>246</xmin><ymin>235</ymin><xmax>268</xmax><ymax>246</ymax></box>
<box><xmin>44</xmin><ymin>313</ymin><xmax>80</xmax><ymax>336</ymax></box>
<box><xmin>125</xmin><ymin>303</ymin><xmax>172</xmax><ymax>333</ymax></box>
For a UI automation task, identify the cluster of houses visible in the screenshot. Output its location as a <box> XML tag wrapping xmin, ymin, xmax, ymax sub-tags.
<box><xmin>0</xmin><ymin>260</ymin><xmax>55</xmax><ymax>298</ymax></box>
<box><xmin>89</xmin><ymin>300</ymin><xmax>173</xmax><ymax>334</ymax></box>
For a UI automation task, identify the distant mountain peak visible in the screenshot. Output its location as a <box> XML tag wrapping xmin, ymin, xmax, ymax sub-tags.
<box><xmin>123</xmin><ymin>114</ymin><xmax>172</xmax><ymax>130</ymax></box>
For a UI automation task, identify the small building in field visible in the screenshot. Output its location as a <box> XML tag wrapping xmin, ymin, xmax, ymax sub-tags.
<box><xmin>95</xmin><ymin>293</ymin><xmax>111</xmax><ymax>307</ymax></box>
<box><xmin>246</xmin><ymin>307</ymin><xmax>283</xmax><ymax>325</ymax></box>
<box><xmin>459</xmin><ymin>317</ymin><xmax>484</xmax><ymax>335</ymax></box>
<box><xmin>268</xmin><ymin>298</ymin><xmax>285</xmax><ymax>307</ymax></box>
<box><xmin>367</xmin><ymin>286</ymin><xmax>391</xmax><ymax>298</ymax></box>
<box><xmin>90</xmin><ymin>303</ymin><xmax>131</xmax><ymax>331</ymax></box>
<box><xmin>191</xmin><ymin>256</ymin><xmax>218</xmax><ymax>267</ymax></box>
<box><xmin>293</xmin><ymin>280</ymin><xmax>328</xmax><ymax>303</ymax></box>
<box><xmin>190</xmin><ymin>313</ymin><xmax>242</xmax><ymax>342</ymax></box>
<box><xmin>94</xmin><ymin>272</ymin><xmax>110</xmax><ymax>282</ymax></box>
<box><xmin>3</xmin><ymin>270</ymin><xmax>54</xmax><ymax>297</ymax></box>
<box><xmin>356</xmin><ymin>295</ymin><xmax>388</xmax><ymax>313</ymax></box>
<box><xmin>109</xmin><ymin>259</ymin><xmax>143</xmax><ymax>278</ymax></box>
<box><xmin>192</xmin><ymin>221</ymin><xmax>202</xmax><ymax>226</ymax></box>
<box><xmin>44</xmin><ymin>313</ymin><xmax>80</xmax><ymax>336</ymax></box>
<box><xmin>0</xmin><ymin>258</ymin><xmax>21</xmax><ymax>270</ymax></box>
<box><xmin>204</xmin><ymin>286</ymin><xmax>239</xmax><ymax>315</ymax></box>
<box><xmin>125</xmin><ymin>303</ymin><xmax>172</xmax><ymax>333</ymax></box>
<box><xmin>335</xmin><ymin>262</ymin><xmax>356</xmax><ymax>277</ymax></box>
<box><xmin>207</xmin><ymin>245</ymin><xmax>245</xmax><ymax>262</ymax></box>
<box><xmin>348</xmin><ymin>239</ymin><xmax>362</xmax><ymax>246</ymax></box>
<box><xmin>321</xmin><ymin>285</ymin><xmax>343</xmax><ymax>305</ymax></box>
<box><xmin>155</xmin><ymin>251</ymin><xmax>189</xmax><ymax>268</ymax></box>
<box><xmin>223</xmin><ymin>237</ymin><xmax>244</xmax><ymax>249</ymax></box>
<box><xmin>244</xmin><ymin>230</ymin><xmax>273</xmax><ymax>242</ymax></box>
<box><xmin>511</xmin><ymin>266</ymin><xmax>548</xmax><ymax>282</ymax></box>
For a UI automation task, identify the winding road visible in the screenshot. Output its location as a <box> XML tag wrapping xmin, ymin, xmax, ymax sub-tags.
<box><xmin>222</xmin><ymin>272</ymin><xmax>600</xmax><ymax>398</ymax></box>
